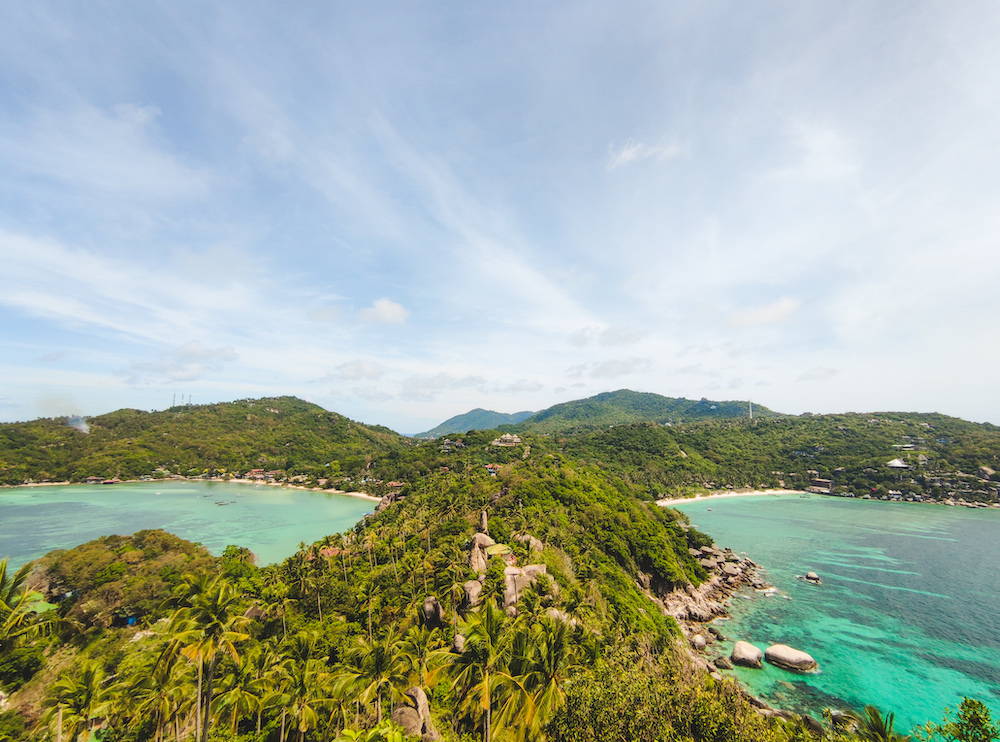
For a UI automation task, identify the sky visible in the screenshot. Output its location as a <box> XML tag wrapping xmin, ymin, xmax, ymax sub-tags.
<box><xmin>2</xmin><ymin>2</ymin><xmax>999</xmax><ymax>434</ymax></box>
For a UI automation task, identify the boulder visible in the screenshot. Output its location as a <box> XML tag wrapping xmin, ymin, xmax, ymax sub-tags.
<box><xmin>468</xmin><ymin>532</ymin><xmax>496</xmax><ymax>575</ymax></box>
<box><xmin>690</xmin><ymin>634</ymin><xmax>708</xmax><ymax>651</ymax></box>
<box><xmin>545</xmin><ymin>607</ymin><xmax>579</xmax><ymax>628</ymax></box>
<box><xmin>479</xmin><ymin>510</ymin><xmax>489</xmax><ymax>535</ymax></box>
<box><xmin>503</xmin><ymin>564</ymin><xmax>549</xmax><ymax>615</ymax></box>
<box><xmin>805</xmin><ymin>572</ymin><xmax>820</xmax><ymax>581</ymax></box>
<box><xmin>514</xmin><ymin>532</ymin><xmax>544</xmax><ymax>552</ymax></box>
<box><xmin>731</xmin><ymin>641</ymin><xmax>763</xmax><ymax>669</ymax></box>
<box><xmin>422</xmin><ymin>596</ymin><xmax>444</xmax><ymax>628</ymax></box>
<box><xmin>764</xmin><ymin>644</ymin><xmax>818</xmax><ymax>672</ymax></box>
<box><xmin>390</xmin><ymin>706</ymin><xmax>423</xmax><ymax>738</ymax></box>
<box><xmin>453</xmin><ymin>633</ymin><xmax>466</xmax><ymax>653</ymax></box>
<box><xmin>462</xmin><ymin>580</ymin><xmax>483</xmax><ymax>610</ymax></box>
<box><xmin>405</xmin><ymin>686</ymin><xmax>440</xmax><ymax>741</ymax></box>
<box><xmin>714</xmin><ymin>656</ymin><xmax>733</xmax><ymax>670</ymax></box>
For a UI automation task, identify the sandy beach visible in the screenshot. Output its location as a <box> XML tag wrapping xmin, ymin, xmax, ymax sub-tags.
<box><xmin>656</xmin><ymin>488</ymin><xmax>806</xmax><ymax>507</ymax></box>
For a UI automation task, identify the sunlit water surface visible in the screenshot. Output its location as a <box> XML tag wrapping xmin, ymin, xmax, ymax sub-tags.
<box><xmin>0</xmin><ymin>480</ymin><xmax>373</xmax><ymax>568</ymax></box>
<box><xmin>673</xmin><ymin>495</ymin><xmax>1000</xmax><ymax>731</ymax></box>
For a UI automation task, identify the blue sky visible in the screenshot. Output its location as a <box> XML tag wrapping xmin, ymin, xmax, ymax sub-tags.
<box><xmin>2</xmin><ymin>2</ymin><xmax>999</xmax><ymax>434</ymax></box>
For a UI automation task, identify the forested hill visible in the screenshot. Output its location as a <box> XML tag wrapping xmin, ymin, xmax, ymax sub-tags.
<box><xmin>0</xmin><ymin>396</ymin><xmax>405</xmax><ymax>485</ymax></box>
<box><xmin>507</xmin><ymin>389</ymin><xmax>780</xmax><ymax>435</ymax></box>
<box><xmin>412</xmin><ymin>408</ymin><xmax>535</xmax><ymax>438</ymax></box>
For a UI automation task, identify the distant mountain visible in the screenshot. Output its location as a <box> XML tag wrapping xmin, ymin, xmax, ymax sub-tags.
<box><xmin>510</xmin><ymin>389</ymin><xmax>779</xmax><ymax>434</ymax></box>
<box><xmin>412</xmin><ymin>408</ymin><xmax>535</xmax><ymax>438</ymax></box>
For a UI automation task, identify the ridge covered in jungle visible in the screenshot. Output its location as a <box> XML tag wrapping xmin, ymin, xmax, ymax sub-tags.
<box><xmin>1</xmin><ymin>393</ymin><xmax>999</xmax><ymax>742</ymax></box>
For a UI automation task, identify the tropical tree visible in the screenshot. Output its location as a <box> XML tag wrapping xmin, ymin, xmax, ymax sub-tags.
<box><xmin>0</xmin><ymin>557</ymin><xmax>55</xmax><ymax>651</ymax></box>
<box><xmin>43</xmin><ymin>662</ymin><xmax>108</xmax><ymax>742</ymax></box>
<box><xmin>274</xmin><ymin>630</ymin><xmax>332</xmax><ymax>742</ymax></box>
<box><xmin>338</xmin><ymin>629</ymin><xmax>408</xmax><ymax>723</ymax></box>
<box><xmin>451</xmin><ymin>599</ymin><xmax>509</xmax><ymax>742</ymax></box>
<box><xmin>857</xmin><ymin>705</ymin><xmax>912</xmax><ymax>742</ymax></box>
<box><xmin>168</xmin><ymin>575</ymin><xmax>251</xmax><ymax>742</ymax></box>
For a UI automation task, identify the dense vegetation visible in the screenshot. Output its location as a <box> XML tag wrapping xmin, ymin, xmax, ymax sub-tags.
<box><xmin>0</xmin><ymin>397</ymin><xmax>403</xmax><ymax>486</ymax></box>
<box><xmin>412</xmin><ymin>410</ymin><xmax>535</xmax><ymax>440</ymax></box>
<box><xmin>507</xmin><ymin>390</ymin><xmax>780</xmax><ymax>435</ymax></box>
<box><xmin>2</xmin><ymin>401</ymin><xmax>999</xmax><ymax>742</ymax></box>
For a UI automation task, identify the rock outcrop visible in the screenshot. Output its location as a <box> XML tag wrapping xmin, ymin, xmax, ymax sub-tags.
<box><xmin>468</xmin><ymin>533</ymin><xmax>496</xmax><ymax>575</ymax></box>
<box><xmin>503</xmin><ymin>564</ymin><xmax>550</xmax><ymax>615</ymax></box>
<box><xmin>462</xmin><ymin>580</ymin><xmax>483</xmax><ymax>611</ymax></box>
<box><xmin>390</xmin><ymin>686</ymin><xmax>440</xmax><ymax>741</ymax></box>
<box><xmin>764</xmin><ymin>644</ymin><xmax>818</xmax><ymax>672</ymax></box>
<box><xmin>422</xmin><ymin>596</ymin><xmax>444</xmax><ymax>628</ymax></box>
<box><xmin>514</xmin><ymin>532</ymin><xmax>544</xmax><ymax>552</ymax></box>
<box><xmin>731</xmin><ymin>640</ymin><xmax>763</xmax><ymax>668</ymax></box>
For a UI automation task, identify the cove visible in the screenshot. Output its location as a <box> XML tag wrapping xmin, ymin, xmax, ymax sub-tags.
<box><xmin>0</xmin><ymin>480</ymin><xmax>375</xmax><ymax>569</ymax></box>
<box><xmin>672</xmin><ymin>494</ymin><xmax>1000</xmax><ymax>732</ymax></box>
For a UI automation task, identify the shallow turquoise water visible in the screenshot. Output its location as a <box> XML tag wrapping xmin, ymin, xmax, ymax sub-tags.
<box><xmin>673</xmin><ymin>495</ymin><xmax>1000</xmax><ymax>731</ymax></box>
<box><xmin>0</xmin><ymin>481</ymin><xmax>373</xmax><ymax>568</ymax></box>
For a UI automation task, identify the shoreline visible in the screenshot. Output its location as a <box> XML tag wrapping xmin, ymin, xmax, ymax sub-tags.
<box><xmin>657</xmin><ymin>489</ymin><xmax>806</xmax><ymax>507</ymax></box>
<box><xmin>4</xmin><ymin>478</ymin><xmax>383</xmax><ymax>503</ymax></box>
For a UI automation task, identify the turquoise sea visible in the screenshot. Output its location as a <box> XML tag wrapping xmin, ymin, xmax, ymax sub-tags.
<box><xmin>0</xmin><ymin>480</ymin><xmax>374</xmax><ymax>569</ymax></box>
<box><xmin>672</xmin><ymin>495</ymin><xmax>1000</xmax><ymax>732</ymax></box>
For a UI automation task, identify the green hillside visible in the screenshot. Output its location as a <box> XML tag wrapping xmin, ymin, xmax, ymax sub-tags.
<box><xmin>511</xmin><ymin>389</ymin><xmax>779</xmax><ymax>435</ymax></box>
<box><xmin>0</xmin><ymin>396</ymin><xmax>405</xmax><ymax>485</ymax></box>
<box><xmin>412</xmin><ymin>408</ymin><xmax>535</xmax><ymax>438</ymax></box>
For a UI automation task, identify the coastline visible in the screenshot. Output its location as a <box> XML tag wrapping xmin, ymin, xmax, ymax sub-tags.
<box><xmin>4</xmin><ymin>477</ymin><xmax>383</xmax><ymax>503</ymax></box>
<box><xmin>656</xmin><ymin>489</ymin><xmax>806</xmax><ymax>507</ymax></box>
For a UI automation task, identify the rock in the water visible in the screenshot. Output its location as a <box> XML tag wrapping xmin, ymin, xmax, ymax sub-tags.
<box><xmin>422</xmin><ymin>596</ymin><xmax>444</xmax><ymax>628</ymax></box>
<box><xmin>714</xmin><ymin>656</ymin><xmax>733</xmax><ymax>670</ymax></box>
<box><xmin>690</xmin><ymin>634</ymin><xmax>708</xmax><ymax>651</ymax></box>
<box><xmin>731</xmin><ymin>641</ymin><xmax>763</xmax><ymax>669</ymax></box>
<box><xmin>764</xmin><ymin>644</ymin><xmax>818</xmax><ymax>672</ymax></box>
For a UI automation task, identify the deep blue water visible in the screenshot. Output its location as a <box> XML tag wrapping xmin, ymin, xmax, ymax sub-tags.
<box><xmin>673</xmin><ymin>495</ymin><xmax>1000</xmax><ymax>732</ymax></box>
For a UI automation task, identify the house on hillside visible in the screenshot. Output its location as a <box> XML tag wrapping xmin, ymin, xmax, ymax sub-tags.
<box><xmin>491</xmin><ymin>433</ymin><xmax>521</xmax><ymax>447</ymax></box>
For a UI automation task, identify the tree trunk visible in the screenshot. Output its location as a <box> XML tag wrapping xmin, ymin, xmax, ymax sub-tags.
<box><xmin>195</xmin><ymin>662</ymin><xmax>203</xmax><ymax>742</ymax></box>
<box><xmin>280</xmin><ymin>708</ymin><xmax>286</xmax><ymax>742</ymax></box>
<box><xmin>57</xmin><ymin>707</ymin><xmax>63</xmax><ymax>742</ymax></box>
<box><xmin>201</xmin><ymin>655</ymin><xmax>217</xmax><ymax>742</ymax></box>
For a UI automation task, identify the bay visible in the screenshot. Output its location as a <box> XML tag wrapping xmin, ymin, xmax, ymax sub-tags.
<box><xmin>0</xmin><ymin>480</ymin><xmax>375</xmax><ymax>569</ymax></box>
<box><xmin>672</xmin><ymin>495</ymin><xmax>1000</xmax><ymax>732</ymax></box>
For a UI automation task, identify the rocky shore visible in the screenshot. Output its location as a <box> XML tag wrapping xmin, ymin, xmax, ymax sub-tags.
<box><xmin>653</xmin><ymin>543</ymin><xmax>824</xmax><ymax>727</ymax></box>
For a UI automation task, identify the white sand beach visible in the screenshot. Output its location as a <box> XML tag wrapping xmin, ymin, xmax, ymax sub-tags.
<box><xmin>656</xmin><ymin>489</ymin><xmax>806</xmax><ymax>507</ymax></box>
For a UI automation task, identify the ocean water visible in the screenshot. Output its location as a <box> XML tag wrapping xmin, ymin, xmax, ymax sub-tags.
<box><xmin>672</xmin><ymin>495</ymin><xmax>1000</xmax><ymax>732</ymax></box>
<box><xmin>0</xmin><ymin>481</ymin><xmax>374</xmax><ymax>569</ymax></box>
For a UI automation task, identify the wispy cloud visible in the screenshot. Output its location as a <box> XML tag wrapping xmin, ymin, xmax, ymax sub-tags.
<box><xmin>607</xmin><ymin>138</ymin><xmax>684</xmax><ymax>170</ymax></box>
<box><xmin>361</xmin><ymin>298</ymin><xmax>410</xmax><ymax>324</ymax></box>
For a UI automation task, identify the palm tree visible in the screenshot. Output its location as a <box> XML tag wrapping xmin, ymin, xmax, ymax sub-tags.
<box><xmin>857</xmin><ymin>705</ymin><xmax>912</xmax><ymax>742</ymax></box>
<box><xmin>0</xmin><ymin>557</ymin><xmax>55</xmax><ymax>651</ymax></box>
<box><xmin>515</xmin><ymin>618</ymin><xmax>582</xmax><ymax>736</ymax></box>
<box><xmin>43</xmin><ymin>662</ymin><xmax>108</xmax><ymax>742</ymax></box>
<box><xmin>169</xmin><ymin>575</ymin><xmax>251</xmax><ymax>742</ymax></box>
<box><xmin>398</xmin><ymin>622</ymin><xmax>450</xmax><ymax>690</ymax></box>
<box><xmin>338</xmin><ymin>629</ymin><xmax>408</xmax><ymax>723</ymax></box>
<box><xmin>275</xmin><ymin>631</ymin><xmax>333</xmax><ymax>742</ymax></box>
<box><xmin>119</xmin><ymin>644</ymin><xmax>193</xmax><ymax>742</ymax></box>
<box><xmin>451</xmin><ymin>599</ymin><xmax>509</xmax><ymax>742</ymax></box>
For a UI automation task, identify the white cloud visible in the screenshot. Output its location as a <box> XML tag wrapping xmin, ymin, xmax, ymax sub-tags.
<box><xmin>123</xmin><ymin>341</ymin><xmax>239</xmax><ymax>384</ymax></box>
<box><xmin>607</xmin><ymin>138</ymin><xmax>684</xmax><ymax>170</ymax></box>
<box><xmin>570</xmin><ymin>325</ymin><xmax>644</xmax><ymax>347</ymax></box>
<box><xmin>361</xmin><ymin>298</ymin><xmax>410</xmax><ymax>324</ymax></box>
<box><xmin>729</xmin><ymin>297</ymin><xmax>801</xmax><ymax>328</ymax></box>
<box><xmin>352</xmin><ymin>386</ymin><xmax>393</xmax><ymax>402</ymax></box>
<box><xmin>335</xmin><ymin>360</ymin><xmax>384</xmax><ymax>380</ymax></box>
<box><xmin>504</xmin><ymin>379</ymin><xmax>543</xmax><ymax>393</ymax></box>
<box><xmin>569</xmin><ymin>357</ymin><xmax>653</xmax><ymax>380</ymax></box>
<box><xmin>399</xmin><ymin>373</ymin><xmax>486</xmax><ymax>402</ymax></box>
<box><xmin>797</xmin><ymin>367</ymin><xmax>838</xmax><ymax>382</ymax></box>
